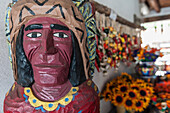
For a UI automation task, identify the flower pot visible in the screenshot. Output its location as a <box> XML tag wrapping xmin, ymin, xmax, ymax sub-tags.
<box><xmin>116</xmin><ymin>106</ymin><xmax>136</xmax><ymax>113</ymax></box>
<box><xmin>136</xmin><ymin>62</ymin><xmax>158</xmax><ymax>76</ymax></box>
<box><xmin>116</xmin><ymin>106</ymin><xmax>126</xmax><ymax>113</ymax></box>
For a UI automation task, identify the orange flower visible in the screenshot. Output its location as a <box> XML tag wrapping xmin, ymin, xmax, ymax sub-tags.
<box><xmin>167</xmin><ymin>100</ymin><xmax>170</xmax><ymax>108</ymax></box>
<box><xmin>117</xmin><ymin>84</ymin><xmax>129</xmax><ymax>94</ymax></box>
<box><xmin>127</xmin><ymin>89</ymin><xmax>138</xmax><ymax>100</ymax></box>
<box><xmin>103</xmin><ymin>90</ymin><xmax>112</xmax><ymax>102</ymax></box>
<box><xmin>139</xmin><ymin>88</ymin><xmax>148</xmax><ymax>99</ymax></box>
<box><xmin>134</xmin><ymin>100</ymin><xmax>145</xmax><ymax>112</ymax></box>
<box><xmin>112</xmin><ymin>94</ymin><xmax>124</xmax><ymax>106</ymax></box>
<box><xmin>124</xmin><ymin>97</ymin><xmax>134</xmax><ymax>111</ymax></box>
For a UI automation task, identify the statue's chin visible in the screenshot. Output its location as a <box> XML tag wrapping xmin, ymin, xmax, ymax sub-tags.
<box><xmin>32</xmin><ymin>65</ymin><xmax>69</xmax><ymax>86</ymax></box>
<box><xmin>34</xmin><ymin>73</ymin><xmax>69</xmax><ymax>86</ymax></box>
<box><xmin>31</xmin><ymin>80</ymin><xmax>72</xmax><ymax>102</ymax></box>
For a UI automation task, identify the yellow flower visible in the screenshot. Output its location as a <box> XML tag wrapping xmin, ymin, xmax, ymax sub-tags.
<box><xmin>135</xmin><ymin>79</ymin><xmax>147</xmax><ymax>88</ymax></box>
<box><xmin>134</xmin><ymin>100</ymin><xmax>145</xmax><ymax>112</ymax></box>
<box><xmin>131</xmin><ymin>84</ymin><xmax>140</xmax><ymax>91</ymax></box>
<box><xmin>102</xmin><ymin>90</ymin><xmax>112</xmax><ymax>102</ymax></box>
<box><xmin>124</xmin><ymin>97</ymin><xmax>134</xmax><ymax>111</ymax></box>
<box><xmin>117</xmin><ymin>84</ymin><xmax>129</xmax><ymax>94</ymax></box>
<box><xmin>112</xmin><ymin>94</ymin><xmax>124</xmax><ymax>106</ymax></box>
<box><xmin>106</xmin><ymin>81</ymin><xmax>115</xmax><ymax>92</ymax></box>
<box><xmin>127</xmin><ymin>89</ymin><xmax>139</xmax><ymax>101</ymax></box>
<box><xmin>143</xmin><ymin>97</ymin><xmax>150</xmax><ymax>108</ymax></box>
<box><xmin>117</xmin><ymin>79</ymin><xmax>125</xmax><ymax>85</ymax></box>
<box><xmin>135</xmin><ymin>79</ymin><xmax>145</xmax><ymax>84</ymax></box>
<box><xmin>146</xmin><ymin>87</ymin><xmax>154</xmax><ymax>97</ymax></box>
<box><xmin>139</xmin><ymin>88</ymin><xmax>148</xmax><ymax>99</ymax></box>
<box><xmin>120</xmin><ymin>72</ymin><xmax>132</xmax><ymax>80</ymax></box>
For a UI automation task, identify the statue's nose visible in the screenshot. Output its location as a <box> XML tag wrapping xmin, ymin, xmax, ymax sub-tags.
<box><xmin>42</xmin><ymin>29</ymin><xmax>57</xmax><ymax>54</ymax></box>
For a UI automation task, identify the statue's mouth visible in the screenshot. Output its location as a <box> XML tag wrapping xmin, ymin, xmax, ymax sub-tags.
<box><xmin>34</xmin><ymin>62</ymin><xmax>66</xmax><ymax>68</ymax></box>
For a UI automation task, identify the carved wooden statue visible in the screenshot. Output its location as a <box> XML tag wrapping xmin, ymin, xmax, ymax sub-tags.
<box><xmin>4</xmin><ymin>0</ymin><xmax>99</xmax><ymax>112</ymax></box>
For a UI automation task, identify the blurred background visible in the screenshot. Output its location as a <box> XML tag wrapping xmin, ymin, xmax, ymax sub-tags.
<box><xmin>1</xmin><ymin>0</ymin><xmax>170</xmax><ymax>113</ymax></box>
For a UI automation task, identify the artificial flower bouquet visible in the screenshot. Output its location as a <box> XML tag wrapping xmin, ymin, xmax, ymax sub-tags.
<box><xmin>133</xmin><ymin>45</ymin><xmax>163</xmax><ymax>76</ymax></box>
<box><xmin>133</xmin><ymin>45</ymin><xmax>163</xmax><ymax>63</ymax></box>
<box><xmin>152</xmin><ymin>74</ymin><xmax>170</xmax><ymax>112</ymax></box>
<box><xmin>102</xmin><ymin>73</ymin><xmax>154</xmax><ymax>112</ymax></box>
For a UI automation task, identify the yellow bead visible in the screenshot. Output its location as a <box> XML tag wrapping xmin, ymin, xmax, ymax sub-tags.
<box><xmin>109</xmin><ymin>27</ymin><xmax>114</xmax><ymax>32</ymax></box>
<box><xmin>109</xmin><ymin>34</ymin><xmax>114</xmax><ymax>38</ymax></box>
<box><xmin>107</xmin><ymin>57</ymin><xmax>112</xmax><ymax>63</ymax></box>
<box><xmin>109</xmin><ymin>43</ymin><xmax>114</xmax><ymax>47</ymax></box>
<box><xmin>105</xmin><ymin>40</ymin><xmax>109</xmax><ymax>44</ymax></box>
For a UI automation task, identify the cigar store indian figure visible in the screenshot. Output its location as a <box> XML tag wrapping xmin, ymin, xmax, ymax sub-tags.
<box><xmin>4</xmin><ymin>0</ymin><xmax>99</xmax><ymax>112</ymax></box>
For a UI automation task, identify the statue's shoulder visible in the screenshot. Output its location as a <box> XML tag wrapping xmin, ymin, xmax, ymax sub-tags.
<box><xmin>68</xmin><ymin>79</ymin><xmax>100</xmax><ymax>113</ymax></box>
<box><xmin>4</xmin><ymin>82</ymin><xmax>25</xmax><ymax>101</ymax></box>
<box><xmin>3</xmin><ymin>82</ymin><xmax>34</xmax><ymax>112</ymax></box>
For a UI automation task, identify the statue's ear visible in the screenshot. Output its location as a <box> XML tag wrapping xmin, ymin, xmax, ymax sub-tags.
<box><xmin>69</xmin><ymin>30</ymin><xmax>86</xmax><ymax>86</ymax></box>
<box><xmin>16</xmin><ymin>25</ymin><xmax>34</xmax><ymax>87</ymax></box>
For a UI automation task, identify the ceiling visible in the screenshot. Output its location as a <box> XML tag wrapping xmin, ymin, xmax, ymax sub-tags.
<box><xmin>158</xmin><ymin>0</ymin><xmax>170</xmax><ymax>8</ymax></box>
<box><xmin>143</xmin><ymin>0</ymin><xmax>170</xmax><ymax>12</ymax></box>
<box><xmin>140</xmin><ymin>0</ymin><xmax>170</xmax><ymax>22</ymax></box>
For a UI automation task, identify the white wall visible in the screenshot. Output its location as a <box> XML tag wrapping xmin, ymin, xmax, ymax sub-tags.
<box><xmin>92</xmin><ymin>0</ymin><xmax>140</xmax><ymax>112</ymax></box>
<box><xmin>143</xmin><ymin>7</ymin><xmax>170</xmax><ymax>19</ymax></box>
<box><xmin>0</xmin><ymin>0</ymin><xmax>14</xmax><ymax>112</ymax></box>
<box><xmin>94</xmin><ymin>0</ymin><xmax>141</xmax><ymax>23</ymax></box>
<box><xmin>0</xmin><ymin>0</ymin><xmax>139</xmax><ymax>112</ymax></box>
<box><xmin>93</xmin><ymin>62</ymin><xmax>136</xmax><ymax>113</ymax></box>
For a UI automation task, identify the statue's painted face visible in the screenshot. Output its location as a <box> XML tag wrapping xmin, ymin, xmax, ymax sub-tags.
<box><xmin>23</xmin><ymin>17</ymin><xmax>72</xmax><ymax>86</ymax></box>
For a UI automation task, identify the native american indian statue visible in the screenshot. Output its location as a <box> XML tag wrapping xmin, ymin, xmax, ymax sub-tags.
<box><xmin>4</xmin><ymin>0</ymin><xmax>99</xmax><ymax>112</ymax></box>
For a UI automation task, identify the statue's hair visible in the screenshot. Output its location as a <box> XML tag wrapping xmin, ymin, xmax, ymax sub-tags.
<box><xmin>16</xmin><ymin>25</ymin><xmax>86</xmax><ymax>87</ymax></box>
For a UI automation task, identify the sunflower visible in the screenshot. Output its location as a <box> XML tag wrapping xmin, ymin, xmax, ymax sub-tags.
<box><xmin>146</xmin><ymin>87</ymin><xmax>154</xmax><ymax>97</ymax></box>
<box><xmin>139</xmin><ymin>82</ymin><xmax>148</xmax><ymax>88</ymax></box>
<box><xmin>112</xmin><ymin>94</ymin><xmax>124</xmax><ymax>106</ymax></box>
<box><xmin>103</xmin><ymin>90</ymin><xmax>112</xmax><ymax>102</ymax></box>
<box><xmin>127</xmin><ymin>89</ymin><xmax>139</xmax><ymax>101</ymax></box>
<box><xmin>139</xmin><ymin>88</ymin><xmax>148</xmax><ymax>99</ymax></box>
<box><xmin>112</xmin><ymin>88</ymin><xmax>118</xmax><ymax>95</ymax></box>
<box><xmin>146</xmin><ymin>82</ymin><xmax>153</xmax><ymax>87</ymax></box>
<box><xmin>106</xmin><ymin>81</ymin><xmax>115</xmax><ymax>92</ymax></box>
<box><xmin>124</xmin><ymin>97</ymin><xmax>134</xmax><ymax>111</ymax></box>
<box><xmin>134</xmin><ymin>100</ymin><xmax>145</xmax><ymax>112</ymax></box>
<box><xmin>131</xmin><ymin>84</ymin><xmax>140</xmax><ymax>91</ymax></box>
<box><xmin>120</xmin><ymin>72</ymin><xmax>132</xmax><ymax>80</ymax></box>
<box><xmin>135</xmin><ymin>79</ymin><xmax>145</xmax><ymax>84</ymax></box>
<box><xmin>111</xmin><ymin>78</ymin><xmax>118</xmax><ymax>83</ymax></box>
<box><xmin>117</xmin><ymin>79</ymin><xmax>124</xmax><ymax>85</ymax></box>
<box><xmin>117</xmin><ymin>84</ymin><xmax>129</xmax><ymax>94</ymax></box>
<box><xmin>143</xmin><ymin>97</ymin><xmax>150</xmax><ymax>108</ymax></box>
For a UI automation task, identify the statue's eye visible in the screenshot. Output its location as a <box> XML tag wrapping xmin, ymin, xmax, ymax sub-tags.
<box><xmin>26</xmin><ymin>32</ymin><xmax>42</xmax><ymax>38</ymax></box>
<box><xmin>53</xmin><ymin>32</ymin><xmax>68</xmax><ymax>38</ymax></box>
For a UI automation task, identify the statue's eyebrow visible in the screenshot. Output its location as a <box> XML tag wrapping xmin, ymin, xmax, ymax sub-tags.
<box><xmin>50</xmin><ymin>24</ymin><xmax>69</xmax><ymax>31</ymax></box>
<box><xmin>25</xmin><ymin>24</ymin><xmax>43</xmax><ymax>31</ymax></box>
